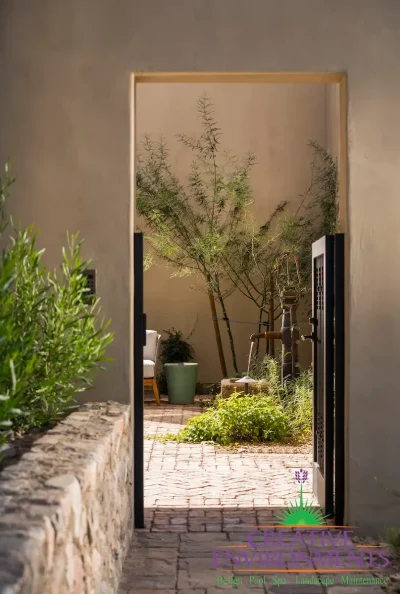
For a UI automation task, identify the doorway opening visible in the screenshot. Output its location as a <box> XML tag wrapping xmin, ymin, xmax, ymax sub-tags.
<box><xmin>129</xmin><ymin>72</ymin><xmax>348</xmax><ymax>534</ymax></box>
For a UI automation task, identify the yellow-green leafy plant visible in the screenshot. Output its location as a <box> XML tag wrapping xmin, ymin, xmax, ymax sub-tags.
<box><xmin>163</xmin><ymin>392</ymin><xmax>289</xmax><ymax>445</ymax></box>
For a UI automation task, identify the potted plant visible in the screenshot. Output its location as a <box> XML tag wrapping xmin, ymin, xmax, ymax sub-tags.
<box><xmin>160</xmin><ymin>328</ymin><xmax>198</xmax><ymax>405</ymax></box>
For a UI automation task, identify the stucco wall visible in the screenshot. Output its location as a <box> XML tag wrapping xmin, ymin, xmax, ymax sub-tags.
<box><xmin>324</xmin><ymin>84</ymin><xmax>340</xmax><ymax>168</ymax></box>
<box><xmin>1</xmin><ymin>0</ymin><xmax>400</xmax><ymax>534</ymax></box>
<box><xmin>136</xmin><ymin>83</ymin><xmax>326</xmax><ymax>381</ymax></box>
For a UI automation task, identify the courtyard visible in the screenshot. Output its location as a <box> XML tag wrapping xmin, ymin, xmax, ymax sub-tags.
<box><xmin>2</xmin><ymin>2</ymin><xmax>400</xmax><ymax>593</ymax></box>
<box><xmin>117</xmin><ymin>400</ymin><xmax>388</xmax><ymax>594</ymax></box>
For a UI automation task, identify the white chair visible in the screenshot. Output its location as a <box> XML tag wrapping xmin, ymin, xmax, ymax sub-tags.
<box><xmin>143</xmin><ymin>330</ymin><xmax>161</xmax><ymax>405</ymax></box>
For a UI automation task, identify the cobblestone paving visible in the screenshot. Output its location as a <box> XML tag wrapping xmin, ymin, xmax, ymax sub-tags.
<box><xmin>119</xmin><ymin>399</ymin><xmax>386</xmax><ymax>594</ymax></box>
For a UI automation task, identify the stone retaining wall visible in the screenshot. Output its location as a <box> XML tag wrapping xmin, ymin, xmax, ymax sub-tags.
<box><xmin>0</xmin><ymin>402</ymin><xmax>132</xmax><ymax>594</ymax></box>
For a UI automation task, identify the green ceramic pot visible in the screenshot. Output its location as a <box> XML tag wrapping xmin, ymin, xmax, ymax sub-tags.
<box><xmin>164</xmin><ymin>362</ymin><xmax>198</xmax><ymax>404</ymax></box>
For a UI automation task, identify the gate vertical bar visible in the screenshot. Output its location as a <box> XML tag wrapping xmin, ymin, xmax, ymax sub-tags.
<box><xmin>134</xmin><ymin>232</ymin><xmax>145</xmax><ymax>528</ymax></box>
<box><xmin>312</xmin><ymin>235</ymin><xmax>335</xmax><ymax>516</ymax></box>
<box><xmin>334</xmin><ymin>233</ymin><xmax>345</xmax><ymax>525</ymax></box>
<box><xmin>324</xmin><ymin>236</ymin><xmax>335</xmax><ymax>517</ymax></box>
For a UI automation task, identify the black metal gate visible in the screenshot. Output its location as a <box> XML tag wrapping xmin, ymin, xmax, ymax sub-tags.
<box><xmin>310</xmin><ymin>234</ymin><xmax>345</xmax><ymax>524</ymax></box>
<box><xmin>133</xmin><ymin>232</ymin><xmax>146</xmax><ymax>528</ymax></box>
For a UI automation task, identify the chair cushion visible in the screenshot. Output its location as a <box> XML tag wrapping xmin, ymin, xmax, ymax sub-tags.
<box><xmin>144</xmin><ymin>330</ymin><xmax>158</xmax><ymax>360</ymax></box>
<box><xmin>143</xmin><ymin>359</ymin><xmax>155</xmax><ymax>379</ymax></box>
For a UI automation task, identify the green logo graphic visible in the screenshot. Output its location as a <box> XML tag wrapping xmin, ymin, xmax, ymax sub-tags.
<box><xmin>275</xmin><ymin>469</ymin><xmax>328</xmax><ymax>526</ymax></box>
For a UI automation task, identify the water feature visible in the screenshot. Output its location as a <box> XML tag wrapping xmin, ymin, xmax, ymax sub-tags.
<box><xmin>246</xmin><ymin>340</ymin><xmax>254</xmax><ymax>377</ymax></box>
<box><xmin>235</xmin><ymin>339</ymin><xmax>257</xmax><ymax>393</ymax></box>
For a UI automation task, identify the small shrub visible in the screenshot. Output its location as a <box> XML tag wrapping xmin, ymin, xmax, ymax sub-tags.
<box><xmin>247</xmin><ymin>355</ymin><xmax>312</xmax><ymax>442</ymax></box>
<box><xmin>0</xmin><ymin>164</ymin><xmax>114</xmax><ymax>440</ymax></box>
<box><xmin>167</xmin><ymin>393</ymin><xmax>289</xmax><ymax>445</ymax></box>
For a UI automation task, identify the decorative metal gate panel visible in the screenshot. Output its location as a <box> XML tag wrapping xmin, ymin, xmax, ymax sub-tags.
<box><xmin>133</xmin><ymin>232</ymin><xmax>146</xmax><ymax>528</ymax></box>
<box><xmin>310</xmin><ymin>234</ymin><xmax>345</xmax><ymax>523</ymax></box>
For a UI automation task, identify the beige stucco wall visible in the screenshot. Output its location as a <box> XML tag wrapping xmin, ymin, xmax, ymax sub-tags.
<box><xmin>136</xmin><ymin>83</ymin><xmax>327</xmax><ymax>382</ymax></box>
<box><xmin>1</xmin><ymin>0</ymin><xmax>400</xmax><ymax>534</ymax></box>
<box><xmin>324</xmin><ymin>84</ymin><xmax>340</xmax><ymax>167</ymax></box>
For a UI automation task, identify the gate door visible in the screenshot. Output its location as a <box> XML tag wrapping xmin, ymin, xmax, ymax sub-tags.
<box><xmin>310</xmin><ymin>234</ymin><xmax>344</xmax><ymax>523</ymax></box>
<box><xmin>133</xmin><ymin>232</ymin><xmax>146</xmax><ymax>528</ymax></box>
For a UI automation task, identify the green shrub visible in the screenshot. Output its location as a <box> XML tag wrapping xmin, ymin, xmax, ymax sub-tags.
<box><xmin>284</xmin><ymin>370</ymin><xmax>313</xmax><ymax>440</ymax></box>
<box><xmin>159</xmin><ymin>328</ymin><xmax>195</xmax><ymax>363</ymax></box>
<box><xmin>0</xmin><ymin>244</ymin><xmax>27</xmax><ymax>443</ymax></box>
<box><xmin>0</xmin><ymin>164</ymin><xmax>114</xmax><ymax>440</ymax></box>
<box><xmin>167</xmin><ymin>393</ymin><xmax>289</xmax><ymax>445</ymax></box>
<box><xmin>0</xmin><ymin>165</ymin><xmax>29</xmax><ymax>442</ymax></box>
<box><xmin>248</xmin><ymin>355</ymin><xmax>313</xmax><ymax>441</ymax></box>
<box><xmin>164</xmin><ymin>356</ymin><xmax>312</xmax><ymax>446</ymax></box>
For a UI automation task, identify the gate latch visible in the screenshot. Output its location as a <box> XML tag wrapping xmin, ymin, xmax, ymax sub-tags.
<box><xmin>301</xmin><ymin>333</ymin><xmax>317</xmax><ymax>342</ymax></box>
<box><xmin>302</xmin><ymin>317</ymin><xmax>318</xmax><ymax>341</ymax></box>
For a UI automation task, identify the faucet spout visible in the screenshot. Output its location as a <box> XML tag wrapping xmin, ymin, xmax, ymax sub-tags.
<box><xmin>250</xmin><ymin>331</ymin><xmax>267</xmax><ymax>342</ymax></box>
<box><xmin>250</xmin><ymin>330</ymin><xmax>282</xmax><ymax>342</ymax></box>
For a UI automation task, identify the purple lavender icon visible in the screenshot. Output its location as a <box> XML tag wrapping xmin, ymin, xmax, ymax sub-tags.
<box><xmin>275</xmin><ymin>467</ymin><xmax>326</xmax><ymax>525</ymax></box>
<box><xmin>295</xmin><ymin>469</ymin><xmax>308</xmax><ymax>485</ymax></box>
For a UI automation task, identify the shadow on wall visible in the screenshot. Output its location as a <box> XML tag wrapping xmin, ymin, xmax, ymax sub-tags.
<box><xmin>136</xmin><ymin>82</ymin><xmax>339</xmax><ymax>383</ymax></box>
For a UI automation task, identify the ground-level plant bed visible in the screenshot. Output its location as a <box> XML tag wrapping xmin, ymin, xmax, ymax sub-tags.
<box><xmin>158</xmin><ymin>392</ymin><xmax>289</xmax><ymax>445</ymax></box>
<box><xmin>155</xmin><ymin>358</ymin><xmax>313</xmax><ymax>446</ymax></box>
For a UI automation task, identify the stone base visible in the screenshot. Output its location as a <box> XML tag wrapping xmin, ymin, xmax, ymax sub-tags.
<box><xmin>221</xmin><ymin>377</ymin><xmax>269</xmax><ymax>398</ymax></box>
<box><xmin>0</xmin><ymin>401</ymin><xmax>132</xmax><ymax>594</ymax></box>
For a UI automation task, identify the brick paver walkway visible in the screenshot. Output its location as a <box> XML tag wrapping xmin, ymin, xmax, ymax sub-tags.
<box><xmin>118</xmin><ymin>399</ymin><xmax>386</xmax><ymax>594</ymax></box>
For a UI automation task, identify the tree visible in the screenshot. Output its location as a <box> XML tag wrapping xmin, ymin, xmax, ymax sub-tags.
<box><xmin>222</xmin><ymin>140</ymin><xmax>339</xmax><ymax>362</ymax></box>
<box><xmin>136</xmin><ymin>94</ymin><xmax>256</xmax><ymax>375</ymax></box>
<box><xmin>137</xmin><ymin>90</ymin><xmax>339</xmax><ymax>377</ymax></box>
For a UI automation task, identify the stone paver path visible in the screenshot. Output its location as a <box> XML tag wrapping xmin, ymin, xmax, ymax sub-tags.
<box><xmin>119</xmin><ymin>399</ymin><xmax>386</xmax><ymax>593</ymax></box>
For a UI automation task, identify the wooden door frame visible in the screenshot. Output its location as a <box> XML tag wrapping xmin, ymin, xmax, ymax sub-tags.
<box><xmin>129</xmin><ymin>71</ymin><xmax>349</xmax><ymax>522</ymax></box>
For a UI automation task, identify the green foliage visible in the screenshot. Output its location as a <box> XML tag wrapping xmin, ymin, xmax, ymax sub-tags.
<box><xmin>384</xmin><ymin>527</ymin><xmax>400</xmax><ymax>555</ymax></box>
<box><xmin>137</xmin><ymin>94</ymin><xmax>339</xmax><ymax>374</ymax></box>
<box><xmin>136</xmin><ymin>94</ymin><xmax>256</xmax><ymax>372</ymax></box>
<box><xmin>284</xmin><ymin>370</ymin><xmax>313</xmax><ymax>440</ymax></box>
<box><xmin>0</xmin><ymin>164</ymin><xmax>114</xmax><ymax>442</ymax></box>
<box><xmin>222</xmin><ymin>140</ymin><xmax>339</xmax><ymax>349</ymax></box>
<box><xmin>166</xmin><ymin>393</ymin><xmax>288</xmax><ymax>445</ymax></box>
<box><xmin>274</xmin><ymin>141</ymin><xmax>339</xmax><ymax>295</ymax></box>
<box><xmin>251</xmin><ymin>355</ymin><xmax>313</xmax><ymax>440</ymax></box>
<box><xmin>159</xmin><ymin>328</ymin><xmax>195</xmax><ymax>363</ymax></box>
<box><xmin>167</xmin><ymin>356</ymin><xmax>312</xmax><ymax>445</ymax></box>
<box><xmin>136</xmin><ymin>95</ymin><xmax>256</xmax><ymax>283</ymax></box>
<box><xmin>0</xmin><ymin>165</ymin><xmax>27</xmax><ymax>442</ymax></box>
<box><xmin>0</xmin><ymin>243</ymin><xmax>27</xmax><ymax>441</ymax></box>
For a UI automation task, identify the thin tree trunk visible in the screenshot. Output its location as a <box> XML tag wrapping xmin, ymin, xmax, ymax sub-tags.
<box><xmin>207</xmin><ymin>289</ymin><xmax>228</xmax><ymax>378</ymax></box>
<box><xmin>214</xmin><ymin>288</ymin><xmax>239</xmax><ymax>375</ymax></box>
<box><xmin>254</xmin><ymin>303</ymin><xmax>265</xmax><ymax>362</ymax></box>
<box><xmin>269</xmin><ymin>273</ymin><xmax>275</xmax><ymax>357</ymax></box>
